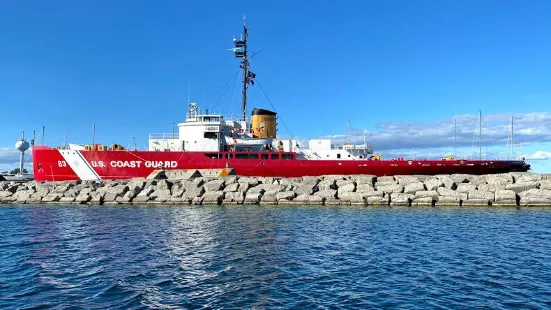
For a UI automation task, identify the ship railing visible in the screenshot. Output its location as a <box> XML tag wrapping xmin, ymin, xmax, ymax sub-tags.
<box><xmin>330</xmin><ymin>144</ymin><xmax>374</xmax><ymax>152</ymax></box>
<box><xmin>149</xmin><ymin>133</ymin><xmax>179</xmax><ymax>140</ymax></box>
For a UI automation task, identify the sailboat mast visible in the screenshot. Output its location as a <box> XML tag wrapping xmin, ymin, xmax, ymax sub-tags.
<box><xmin>454</xmin><ymin>118</ymin><xmax>457</xmax><ymax>158</ymax></box>
<box><xmin>511</xmin><ymin>116</ymin><xmax>514</xmax><ymax>159</ymax></box>
<box><xmin>479</xmin><ymin>110</ymin><xmax>482</xmax><ymax>160</ymax></box>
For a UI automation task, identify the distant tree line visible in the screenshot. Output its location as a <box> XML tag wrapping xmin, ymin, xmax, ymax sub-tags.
<box><xmin>9</xmin><ymin>168</ymin><xmax>28</xmax><ymax>174</ymax></box>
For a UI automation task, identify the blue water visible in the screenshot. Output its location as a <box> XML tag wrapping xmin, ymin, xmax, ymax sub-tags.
<box><xmin>1</xmin><ymin>205</ymin><xmax>551</xmax><ymax>309</ymax></box>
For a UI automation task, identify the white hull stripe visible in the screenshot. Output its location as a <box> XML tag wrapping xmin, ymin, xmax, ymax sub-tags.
<box><xmin>59</xmin><ymin>150</ymin><xmax>101</xmax><ymax>180</ymax></box>
<box><xmin>75</xmin><ymin>150</ymin><xmax>101</xmax><ymax>180</ymax></box>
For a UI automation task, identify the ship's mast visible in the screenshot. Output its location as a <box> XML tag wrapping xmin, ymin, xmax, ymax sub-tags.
<box><xmin>232</xmin><ymin>17</ymin><xmax>256</xmax><ymax>123</ymax></box>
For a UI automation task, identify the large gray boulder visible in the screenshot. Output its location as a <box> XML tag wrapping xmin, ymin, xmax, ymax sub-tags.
<box><xmin>363</xmin><ymin>191</ymin><xmax>384</xmax><ymax>198</ymax></box>
<box><xmin>293</xmin><ymin>194</ymin><xmax>324</xmax><ymax>205</ymax></box>
<box><xmin>505</xmin><ymin>182</ymin><xmax>539</xmax><ymax>194</ymax></box>
<box><xmin>494</xmin><ymin>189</ymin><xmax>517</xmax><ymax>201</ymax></box>
<box><xmin>493</xmin><ymin>189</ymin><xmax>518</xmax><ymax>206</ymax></box>
<box><xmin>0</xmin><ymin>191</ymin><xmax>13</xmax><ymax>198</ymax></box>
<box><xmin>223</xmin><ymin>183</ymin><xmax>240</xmax><ymax>192</ymax></box>
<box><xmin>376</xmin><ymin>184</ymin><xmax>404</xmax><ymax>194</ymax></box>
<box><xmin>204</xmin><ymin>180</ymin><xmax>225</xmax><ymax>192</ymax></box>
<box><xmin>376</xmin><ymin>176</ymin><xmax>395</xmax><ymax>183</ymax></box>
<box><xmin>202</xmin><ymin>191</ymin><xmax>224</xmax><ymax>205</ymax></box>
<box><xmin>366</xmin><ymin>195</ymin><xmax>389</xmax><ymax>205</ymax></box>
<box><xmin>276</xmin><ymin>191</ymin><xmax>296</xmax><ymax>201</ymax></box>
<box><xmin>515</xmin><ymin>173</ymin><xmax>543</xmax><ymax>183</ymax></box>
<box><xmin>477</xmin><ymin>184</ymin><xmax>504</xmax><ymax>193</ymax></box>
<box><xmin>244</xmin><ymin>192</ymin><xmax>262</xmax><ymax>204</ymax></box>
<box><xmin>354</xmin><ymin>175</ymin><xmax>376</xmax><ymax>186</ymax></box>
<box><xmin>222</xmin><ymin>191</ymin><xmax>245</xmax><ymax>204</ymax></box>
<box><xmin>462</xmin><ymin>199</ymin><xmax>490</xmax><ymax>206</ymax></box>
<box><xmin>238</xmin><ymin>177</ymin><xmax>260</xmax><ymax>187</ymax></box>
<box><xmin>456</xmin><ymin>183</ymin><xmax>476</xmax><ymax>193</ymax></box>
<box><xmin>414</xmin><ymin>191</ymin><xmax>439</xmax><ymax>199</ymax></box>
<box><xmin>396</xmin><ymin>176</ymin><xmax>422</xmax><ymax>185</ymax></box>
<box><xmin>337</xmin><ymin>183</ymin><xmax>356</xmax><ymax>196</ymax></box>
<box><xmin>338</xmin><ymin>192</ymin><xmax>365</xmax><ymax>205</ymax></box>
<box><xmin>260</xmin><ymin>193</ymin><xmax>278</xmax><ymax>204</ymax></box>
<box><xmin>295</xmin><ymin>183</ymin><xmax>317</xmax><ymax>196</ymax></box>
<box><xmin>449</xmin><ymin>174</ymin><xmax>473</xmax><ymax>184</ymax></box>
<box><xmin>182</xmin><ymin>186</ymin><xmax>205</xmax><ymax>200</ymax></box>
<box><xmin>404</xmin><ymin>182</ymin><xmax>425</xmax><ymax>194</ymax></box>
<box><xmin>315</xmin><ymin>190</ymin><xmax>338</xmax><ymax>199</ymax></box>
<box><xmin>437</xmin><ymin>187</ymin><xmax>460</xmax><ymax>198</ymax></box>
<box><xmin>519</xmin><ymin>197</ymin><xmax>551</xmax><ymax>207</ymax></box>
<box><xmin>390</xmin><ymin>193</ymin><xmax>414</xmax><ymax>206</ymax></box>
<box><xmin>356</xmin><ymin>183</ymin><xmax>374</xmax><ymax>193</ymax></box>
<box><xmin>518</xmin><ymin>189</ymin><xmax>551</xmax><ymax>200</ymax></box>
<box><xmin>437</xmin><ymin>176</ymin><xmax>456</xmax><ymax>189</ymax></box>
<box><xmin>485</xmin><ymin>175</ymin><xmax>514</xmax><ymax>186</ymax></box>
<box><xmin>247</xmin><ymin>185</ymin><xmax>265</xmax><ymax>195</ymax></box>
<box><xmin>468</xmin><ymin>190</ymin><xmax>495</xmax><ymax>201</ymax></box>
<box><xmin>435</xmin><ymin>196</ymin><xmax>460</xmax><ymax>206</ymax></box>
<box><xmin>411</xmin><ymin>197</ymin><xmax>435</xmax><ymax>206</ymax></box>
<box><xmin>539</xmin><ymin>180</ymin><xmax>551</xmax><ymax>190</ymax></box>
<box><xmin>424</xmin><ymin>178</ymin><xmax>444</xmax><ymax>191</ymax></box>
<box><xmin>318</xmin><ymin>179</ymin><xmax>337</xmax><ymax>191</ymax></box>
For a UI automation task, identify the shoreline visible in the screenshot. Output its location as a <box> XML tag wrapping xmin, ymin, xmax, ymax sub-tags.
<box><xmin>1</xmin><ymin>172</ymin><xmax>550</xmax><ymax>207</ymax></box>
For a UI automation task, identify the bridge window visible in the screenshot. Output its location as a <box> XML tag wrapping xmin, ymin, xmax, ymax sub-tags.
<box><xmin>337</xmin><ymin>154</ymin><xmax>341</xmax><ymax>159</ymax></box>
<box><xmin>225</xmin><ymin>153</ymin><xmax>233</xmax><ymax>159</ymax></box>
<box><xmin>261</xmin><ymin>154</ymin><xmax>269</xmax><ymax>160</ymax></box>
<box><xmin>204</xmin><ymin>132</ymin><xmax>218</xmax><ymax>139</ymax></box>
<box><xmin>271</xmin><ymin>154</ymin><xmax>280</xmax><ymax>160</ymax></box>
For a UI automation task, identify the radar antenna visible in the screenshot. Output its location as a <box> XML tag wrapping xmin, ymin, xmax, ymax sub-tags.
<box><xmin>231</xmin><ymin>16</ymin><xmax>256</xmax><ymax>123</ymax></box>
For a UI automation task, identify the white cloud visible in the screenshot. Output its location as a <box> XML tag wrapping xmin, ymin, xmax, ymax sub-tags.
<box><xmin>524</xmin><ymin>151</ymin><xmax>551</xmax><ymax>160</ymax></box>
<box><xmin>0</xmin><ymin>147</ymin><xmax>20</xmax><ymax>164</ymax></box>
<box><xmin>321</xmin><ymin>112</ymin><xmax>551</xmax><ymax>152</ymax></box>
<box><xmin>0</xmin><ymin>147</ymin><xmax>32</xmax><ymax>172</ymax></box>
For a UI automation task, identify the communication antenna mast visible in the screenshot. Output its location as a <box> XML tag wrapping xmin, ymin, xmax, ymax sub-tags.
<box><xmin>231</xmin><ymin>16</ymin><xmax>256</xmax><ymax>123</ymax></box>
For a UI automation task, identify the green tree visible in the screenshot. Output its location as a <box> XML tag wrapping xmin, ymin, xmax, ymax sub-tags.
<box><xmin>9</xmin><ymin>168</ymin><xmax>28</xmax><ymax>174</ymax></box>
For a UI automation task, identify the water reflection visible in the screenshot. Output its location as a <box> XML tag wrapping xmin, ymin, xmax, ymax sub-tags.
<box><xmin>1</xmin><ymin>205</ymin><xmax>550</xmax><ymax>309</ymax></box>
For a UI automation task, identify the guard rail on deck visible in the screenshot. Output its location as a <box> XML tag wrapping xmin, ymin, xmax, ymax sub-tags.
<box><xmin>149</xmin><ymin>133</ymin><xmax>179</xmax><ymax>140</ymax></box>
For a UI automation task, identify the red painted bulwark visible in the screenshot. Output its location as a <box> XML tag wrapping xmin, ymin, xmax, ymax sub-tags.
<box><xmin>32</xmin><ymin>146</ymin><xmax>530</xmax><ymax>181</ymax></box>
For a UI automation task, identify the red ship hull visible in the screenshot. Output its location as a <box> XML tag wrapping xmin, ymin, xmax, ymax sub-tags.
<box><xmin>32</xmin><ymin>146</ymin><xmax>530</xmax><ymax>181</ymax></box>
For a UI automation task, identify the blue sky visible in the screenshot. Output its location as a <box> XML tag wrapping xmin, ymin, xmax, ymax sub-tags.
<box><xmin>1</xmin><ymin>0</ymin><xmax>550</xmax><ymax>172</ymax></box>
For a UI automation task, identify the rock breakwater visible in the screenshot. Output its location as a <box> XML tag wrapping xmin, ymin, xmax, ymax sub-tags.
<box><xmin>1</xmin><ymin>173</ymin><xmax>551</xmax><ymax>207</ymax></box>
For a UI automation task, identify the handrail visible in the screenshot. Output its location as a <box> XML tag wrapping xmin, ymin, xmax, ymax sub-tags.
<box><xmin>149</xmin><ymin>133</ymin><xmax>179</xmax><ymax>139</ymax></box>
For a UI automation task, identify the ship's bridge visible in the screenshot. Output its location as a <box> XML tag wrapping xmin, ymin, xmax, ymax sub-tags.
<box><xmin>148</xmin><ymin>103</ymin><xmax>229</xmax><ymax>152</ymax></box>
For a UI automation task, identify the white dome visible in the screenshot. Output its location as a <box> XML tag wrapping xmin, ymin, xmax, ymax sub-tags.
<box><xmin>15</xmin><ymin>139</ymin><xmax>30</xmax><ymax>152</ymax></box>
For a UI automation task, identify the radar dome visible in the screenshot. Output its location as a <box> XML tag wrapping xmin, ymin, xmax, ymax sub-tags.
<box><xmin>15</xmin><ymin>139</ymin><xmax>30</xmax><ymax>152</ymax></box>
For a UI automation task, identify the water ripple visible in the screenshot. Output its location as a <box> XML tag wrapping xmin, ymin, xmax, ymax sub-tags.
<box><xmin>1</xmin><ymin>205</ymin><xmax>551</xmax><ymax>308</ymax></box>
